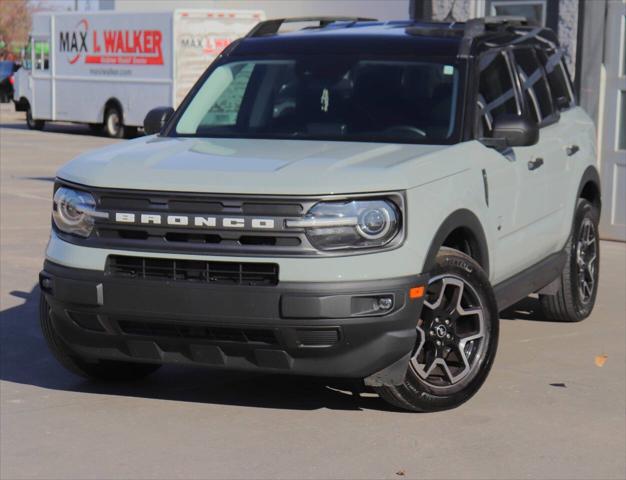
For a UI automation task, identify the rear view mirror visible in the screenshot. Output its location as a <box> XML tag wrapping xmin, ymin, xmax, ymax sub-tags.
<box><xmin>143</xmin><ymin>107</ymin><xmax>174</xmax><ymax>135</ymax></box>
<box><xmin>481</xmin><ymin>114</ymin><xmax>539</xmax><ymax>149</ymax></box>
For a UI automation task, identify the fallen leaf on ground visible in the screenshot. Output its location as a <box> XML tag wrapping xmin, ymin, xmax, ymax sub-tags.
<box><xmin>595</xmin><ymin>354</ymin><xmax>608</xmax><ymax>367</ymax></box>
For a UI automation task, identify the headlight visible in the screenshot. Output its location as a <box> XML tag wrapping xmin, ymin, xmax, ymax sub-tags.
<box><xmin>52</xmin><ymin>187</ymin><xmax>102</xmax><ymax>237</ymax></box>
<box><xmin>287</xmin><ymin>199</ymin><xmax>401</xmax><ymax>251</ymax></box>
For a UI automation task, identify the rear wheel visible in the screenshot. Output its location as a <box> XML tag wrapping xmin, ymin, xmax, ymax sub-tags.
<box><xmin>376</xmin><ymin>248</ymin><xmax>499</xmax><ymax>412</ymax></box>
<box><xmin>540</xmin><ymin>199</ymin><xmax>600</xmax><ymax>321</ymax></box>
<box><xmin>103</xmin><ymin>105</ymin><xmax>124</xmax><ymax>138</ymax></box>
<box><xmin>40</xmin><ymin>293</ymin><xmax>160</xmax><ymax>381</ymax></box>
<box><xmin>26</xmin><ymin>106</ymin><xmax>44</xmax><ymax>130</ymax></box>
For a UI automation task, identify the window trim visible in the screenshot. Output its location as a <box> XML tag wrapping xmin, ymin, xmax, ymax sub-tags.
<box><xmin>509</xmin><ymin>46</ymin><xmax>560</xmax><ymax>128</ymax></box>
<box><xmin>473</xmin><ymin>48</ymin><xmax>523</xmax><ymax>137</ymax></box>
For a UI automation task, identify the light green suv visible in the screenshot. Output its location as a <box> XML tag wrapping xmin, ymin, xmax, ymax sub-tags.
<box><xmin>39</xmin><ymin>17</ymin><xmax>601</xmax><ymax>411</ymax></box>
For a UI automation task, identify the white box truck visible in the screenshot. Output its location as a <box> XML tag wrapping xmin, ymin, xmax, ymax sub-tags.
<box><xmin>13</xmin><ymin>9</ymin><xmax>264</xmax><ymax>137</ymax></box>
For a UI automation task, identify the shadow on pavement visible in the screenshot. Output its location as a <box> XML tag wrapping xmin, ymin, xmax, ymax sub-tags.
<box><xmin>500</xmin><ymin>296</ymin><xmax>550</xmax><ymax>321</ymax></box>
<box><xmin>1</xmin><ymin>284</ymin><xmax>555</xmax><ymax>410</ymax></box>
<box><xmin>0</xmin><ymin>284</ymin><xmax>388</xmax><ymax>412</ymax></box>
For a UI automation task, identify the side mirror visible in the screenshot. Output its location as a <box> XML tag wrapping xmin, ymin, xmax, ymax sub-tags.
<box><xmin>143</xmin><ymin>107</ymin><xmax>174</xmax><ymax>135</ymax></box>
<box><xmin>481</xmin><ymin>114</ymin><xmax>539</xmax><ymax>149</ymax></box>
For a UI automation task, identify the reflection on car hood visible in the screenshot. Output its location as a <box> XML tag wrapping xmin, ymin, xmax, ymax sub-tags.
<box><xmin>58</xmin><ymin>136</ymin><xmax>466</xmax><ymax>195</ymax></box>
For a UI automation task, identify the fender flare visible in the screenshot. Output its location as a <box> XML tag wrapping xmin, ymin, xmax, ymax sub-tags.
<box><xmin>422</xmin><ymin>209</ymin><xmax>490</xmax><ymax>276</ymax></box>
<box><xmin>576</xmin><ymin>165</ymin><xmax>602</xmax><ymax>211</ymax></box>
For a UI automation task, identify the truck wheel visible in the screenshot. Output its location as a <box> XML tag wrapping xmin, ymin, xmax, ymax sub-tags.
<box><xmin>540</xmin><ymin>199</ymin><xmax>600</xmax><ymax>322</ymax></box>
<box><xmin>40</xmin><ymin>293</ymin><xmax>161</xmax><ymax>381</ymax></box>
<box><xmin>103</xmin><ymin>106</ymin><xmax>124</xmax><ymax>138</ymax></box>
<box><xmin>375</xmin><ymin>248</ymin><xmax>499</xmax><ymax>412</ymax></box>
<box><xmin>26</xmin><ymin>106</ymin><xmax>45</xmax><ymax>130</ymax></box>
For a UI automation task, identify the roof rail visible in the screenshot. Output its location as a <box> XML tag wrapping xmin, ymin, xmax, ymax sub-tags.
<box><xmin>246</xmin><ymin>17</ymin><xmax>377</xmax><ymax>37</ymax></box>
<box><xmin>457</xmin><ymin>16</ymin><xmax>530</xmax><ymax>57</ymax></box>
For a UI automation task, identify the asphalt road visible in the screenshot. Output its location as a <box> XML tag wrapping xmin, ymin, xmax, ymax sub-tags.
<box><xmin>1</xmin><ymin>103</ymin><xmax>625</xmax><ymax>480</ymax></box>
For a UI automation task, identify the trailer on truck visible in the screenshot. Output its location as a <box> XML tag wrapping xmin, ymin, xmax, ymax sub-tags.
<box><xmin>13</xmin><ymin>9</ymin><xmax>264</xmax><ymax>137</ymax></box>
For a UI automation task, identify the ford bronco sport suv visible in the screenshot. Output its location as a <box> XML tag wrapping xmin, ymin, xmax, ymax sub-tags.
<box><xmin>40</xmin><ymin>17</ymin><xmax>601</xmax><ymax>412</ymax></box>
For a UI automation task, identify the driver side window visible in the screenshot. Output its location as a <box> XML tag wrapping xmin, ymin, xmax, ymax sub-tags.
<box><xmin>477</xmin><ymin>52</ymin><xmax>521</xmax><ymax>136</ymax></box>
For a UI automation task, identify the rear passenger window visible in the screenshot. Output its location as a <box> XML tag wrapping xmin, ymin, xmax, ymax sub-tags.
<box><xmin>536</xmin><ymin>48</ymin><xmax>574</xmax><ymax>110</ymax></box>
<box><xmin>512</xmin><ymin>48</ymin><xmax>555</xmax><ymax>123</ymax></box>
<box><xmin>477</xmin><ymin>52</ymin><xmax>520</xmax><ymax>134</ymax></box>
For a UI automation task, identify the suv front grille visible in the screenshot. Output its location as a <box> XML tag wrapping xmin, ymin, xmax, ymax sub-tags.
<box><xmin>69</xmin><ymin>188</ymin><xmax>321</xmax><ymax>255</ymax></box>
<box><xmin>106</xmin><ymin>255</ymin><xmax>279</xmax><ymax>286</ymax></box>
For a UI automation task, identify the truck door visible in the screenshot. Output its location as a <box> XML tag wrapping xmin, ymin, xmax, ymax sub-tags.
<box><xmin>476</xmin><ymin>50</ymin><xmax>552</xmax><ymax>281</ymax></box>
<box><xmin>30</xmin><ymin>36</ymin><xmax>52</xmax><ymax>120</ymax></box>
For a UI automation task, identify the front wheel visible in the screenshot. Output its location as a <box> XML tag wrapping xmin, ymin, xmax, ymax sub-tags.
<box><xmin>376</xmin><ymin>248</ymin><xmax>499</xmax><ymax>412</ymax></box>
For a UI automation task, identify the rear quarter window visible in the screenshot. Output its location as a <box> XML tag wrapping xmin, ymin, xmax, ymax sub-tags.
<box><xmin>512</xmin><ymin>48</ymin><xmax>556</xmax><ymax>124</ymax></box>
<box><xmin>536</xmin><ymin>48</ymin><xmax>575</xmax><ymax>109</ymax></box>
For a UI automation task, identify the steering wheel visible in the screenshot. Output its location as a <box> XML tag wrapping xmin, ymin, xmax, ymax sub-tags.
<box><xmin>384</xmin><ymin>125</ymin><xmax>427</xmax><ymax>138</ymax></box>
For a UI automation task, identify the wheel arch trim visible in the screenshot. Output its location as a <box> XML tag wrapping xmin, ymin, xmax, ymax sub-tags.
<box><xmin>576</xmin><ymin>165</ymin><xmax>601</xmax><ymax>212</ymax></box>
<box><xmin>422</xmin><ymin>209</ymin><xmax>490</xmax><ymax>277</ymax></box>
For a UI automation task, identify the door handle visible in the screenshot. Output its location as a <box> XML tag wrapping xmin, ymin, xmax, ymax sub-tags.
<box><xmin>528</xmin><ymin>157</ymin><xmax>544</xmax><ymax>171</ymax></box>
<box><xmin>566</xmin><ymin>144</ymin><xmax>580</xmax><ymax>156</ymax></box>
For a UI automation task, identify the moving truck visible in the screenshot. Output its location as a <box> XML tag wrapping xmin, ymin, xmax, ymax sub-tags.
<box><xmin>13</xmin><ymin>9</ymin><xmax>264</xmax><ymax>137</ymax></box>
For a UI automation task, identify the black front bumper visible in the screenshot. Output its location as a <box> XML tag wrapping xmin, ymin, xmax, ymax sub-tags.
<box><xmin>40</xmin><ymin>261</ymin><xmax>426</xmax><ymax>382</ymax></box>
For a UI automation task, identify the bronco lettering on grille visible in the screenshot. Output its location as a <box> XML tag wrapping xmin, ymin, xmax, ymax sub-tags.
<box><xmin>113</xmin><ymin>213</ymin><xmax>277</xmax><ymax>230</ymax></box>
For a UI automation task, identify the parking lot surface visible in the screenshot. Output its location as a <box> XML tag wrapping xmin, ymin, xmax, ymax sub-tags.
<box><xmin>1</xmin><ymin>103</ymin><xmax>625</xmax><ymax>480</ymax></box>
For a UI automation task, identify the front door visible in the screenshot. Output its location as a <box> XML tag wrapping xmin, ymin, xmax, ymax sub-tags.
<box><xmin>30</xmin><ymin>36</ymin><xmax>52</xmax><ymax>120</ymax></box>
<box><xmin>599</xmin><ymin>0</ymin><xmax>626</xmax><ymax>241</ymax></box>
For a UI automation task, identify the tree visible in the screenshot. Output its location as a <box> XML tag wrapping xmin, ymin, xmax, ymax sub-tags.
<box><xmin>0</xmin><ymin>0</ymin><xmax>32</xmax><ymax>59</ymax></box>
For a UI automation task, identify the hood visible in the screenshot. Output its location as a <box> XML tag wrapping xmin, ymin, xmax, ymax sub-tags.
<box><xmin>58</xmin><ymin>136</ymin><xmax>461</xmax><ymax>195</ymax></box>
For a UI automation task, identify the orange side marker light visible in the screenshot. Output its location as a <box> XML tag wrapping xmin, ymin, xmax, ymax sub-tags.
<box><xmin>409</xmin><ymin>286</ymin><xmax>425</xmax><ymax>299</ymax></box>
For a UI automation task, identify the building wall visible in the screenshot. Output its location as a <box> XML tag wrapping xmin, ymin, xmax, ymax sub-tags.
<box><xmin>429</xmin><ymin>0</ymin><xmax>579</xmax><ymax>77</ymax></box>
<box><xmin>110</xmin><ymin>0</ymin><xmax>411</xmax><ymax>21</ymax></box>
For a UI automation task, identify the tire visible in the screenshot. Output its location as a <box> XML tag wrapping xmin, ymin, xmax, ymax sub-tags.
<box><xmin>103</xmin><ymin>105</ymin><xmax>124</xmax><ymax>138</ymax></box>
<box><xmin>40</xmin><ymin>293</ymin><xmax>160</xmax><ymax>381</ymax></box>
<box><xmin>375</xmin><ymin>248</ymin><xmax>499</xmax><ymax>412</ymax></box>
<box><xmin>540</xmin><ymin>199</ymin><xmax>600</xmax><ymax>322</ymax></box>
<box><xmin>26</xmin><ymin>106</ymin><xmax>45</xmax><ymax>130</ymax></box>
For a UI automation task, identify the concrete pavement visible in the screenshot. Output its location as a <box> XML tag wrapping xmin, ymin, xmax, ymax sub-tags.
<box><xmin>1</xmin><ymin>103</ymin><xmax>625</xmax><ymax>479</ymax></box>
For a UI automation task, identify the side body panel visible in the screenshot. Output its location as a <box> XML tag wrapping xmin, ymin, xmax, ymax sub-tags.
<box><xmin>51</xmin><ymin>12</ymin><xmax>173</xmax><ymax>125</ymax></box>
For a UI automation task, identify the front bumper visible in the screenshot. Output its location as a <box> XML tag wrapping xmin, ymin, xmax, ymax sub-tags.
<box><xmin>40</xmin><ymin>261</ymin><xmax>427</xmax><ymax>382</ymax></box>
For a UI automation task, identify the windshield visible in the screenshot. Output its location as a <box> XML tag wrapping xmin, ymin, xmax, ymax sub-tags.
<box><xmin>174</xmin><ymin>56</ymin><xmax>462</xmax><ymax>144</ymax></box>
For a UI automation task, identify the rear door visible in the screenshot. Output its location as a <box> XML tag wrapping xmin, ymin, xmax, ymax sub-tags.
<box><xmin>509</xmin><ymin>46</ymin><xmax>569</xmax><ymax>255</ymax></box>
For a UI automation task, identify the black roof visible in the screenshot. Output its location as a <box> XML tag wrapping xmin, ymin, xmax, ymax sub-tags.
<box><xmin>231</xmin><ymin>17</ymin><xmax>560</xmax><ymax>59</ymax></box>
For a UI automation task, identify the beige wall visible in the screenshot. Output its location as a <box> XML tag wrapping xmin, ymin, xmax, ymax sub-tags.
<box><xmin>111</xmin><ymin>0</ymin><xmax>410</xmax><ymax>20</ymax></box>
